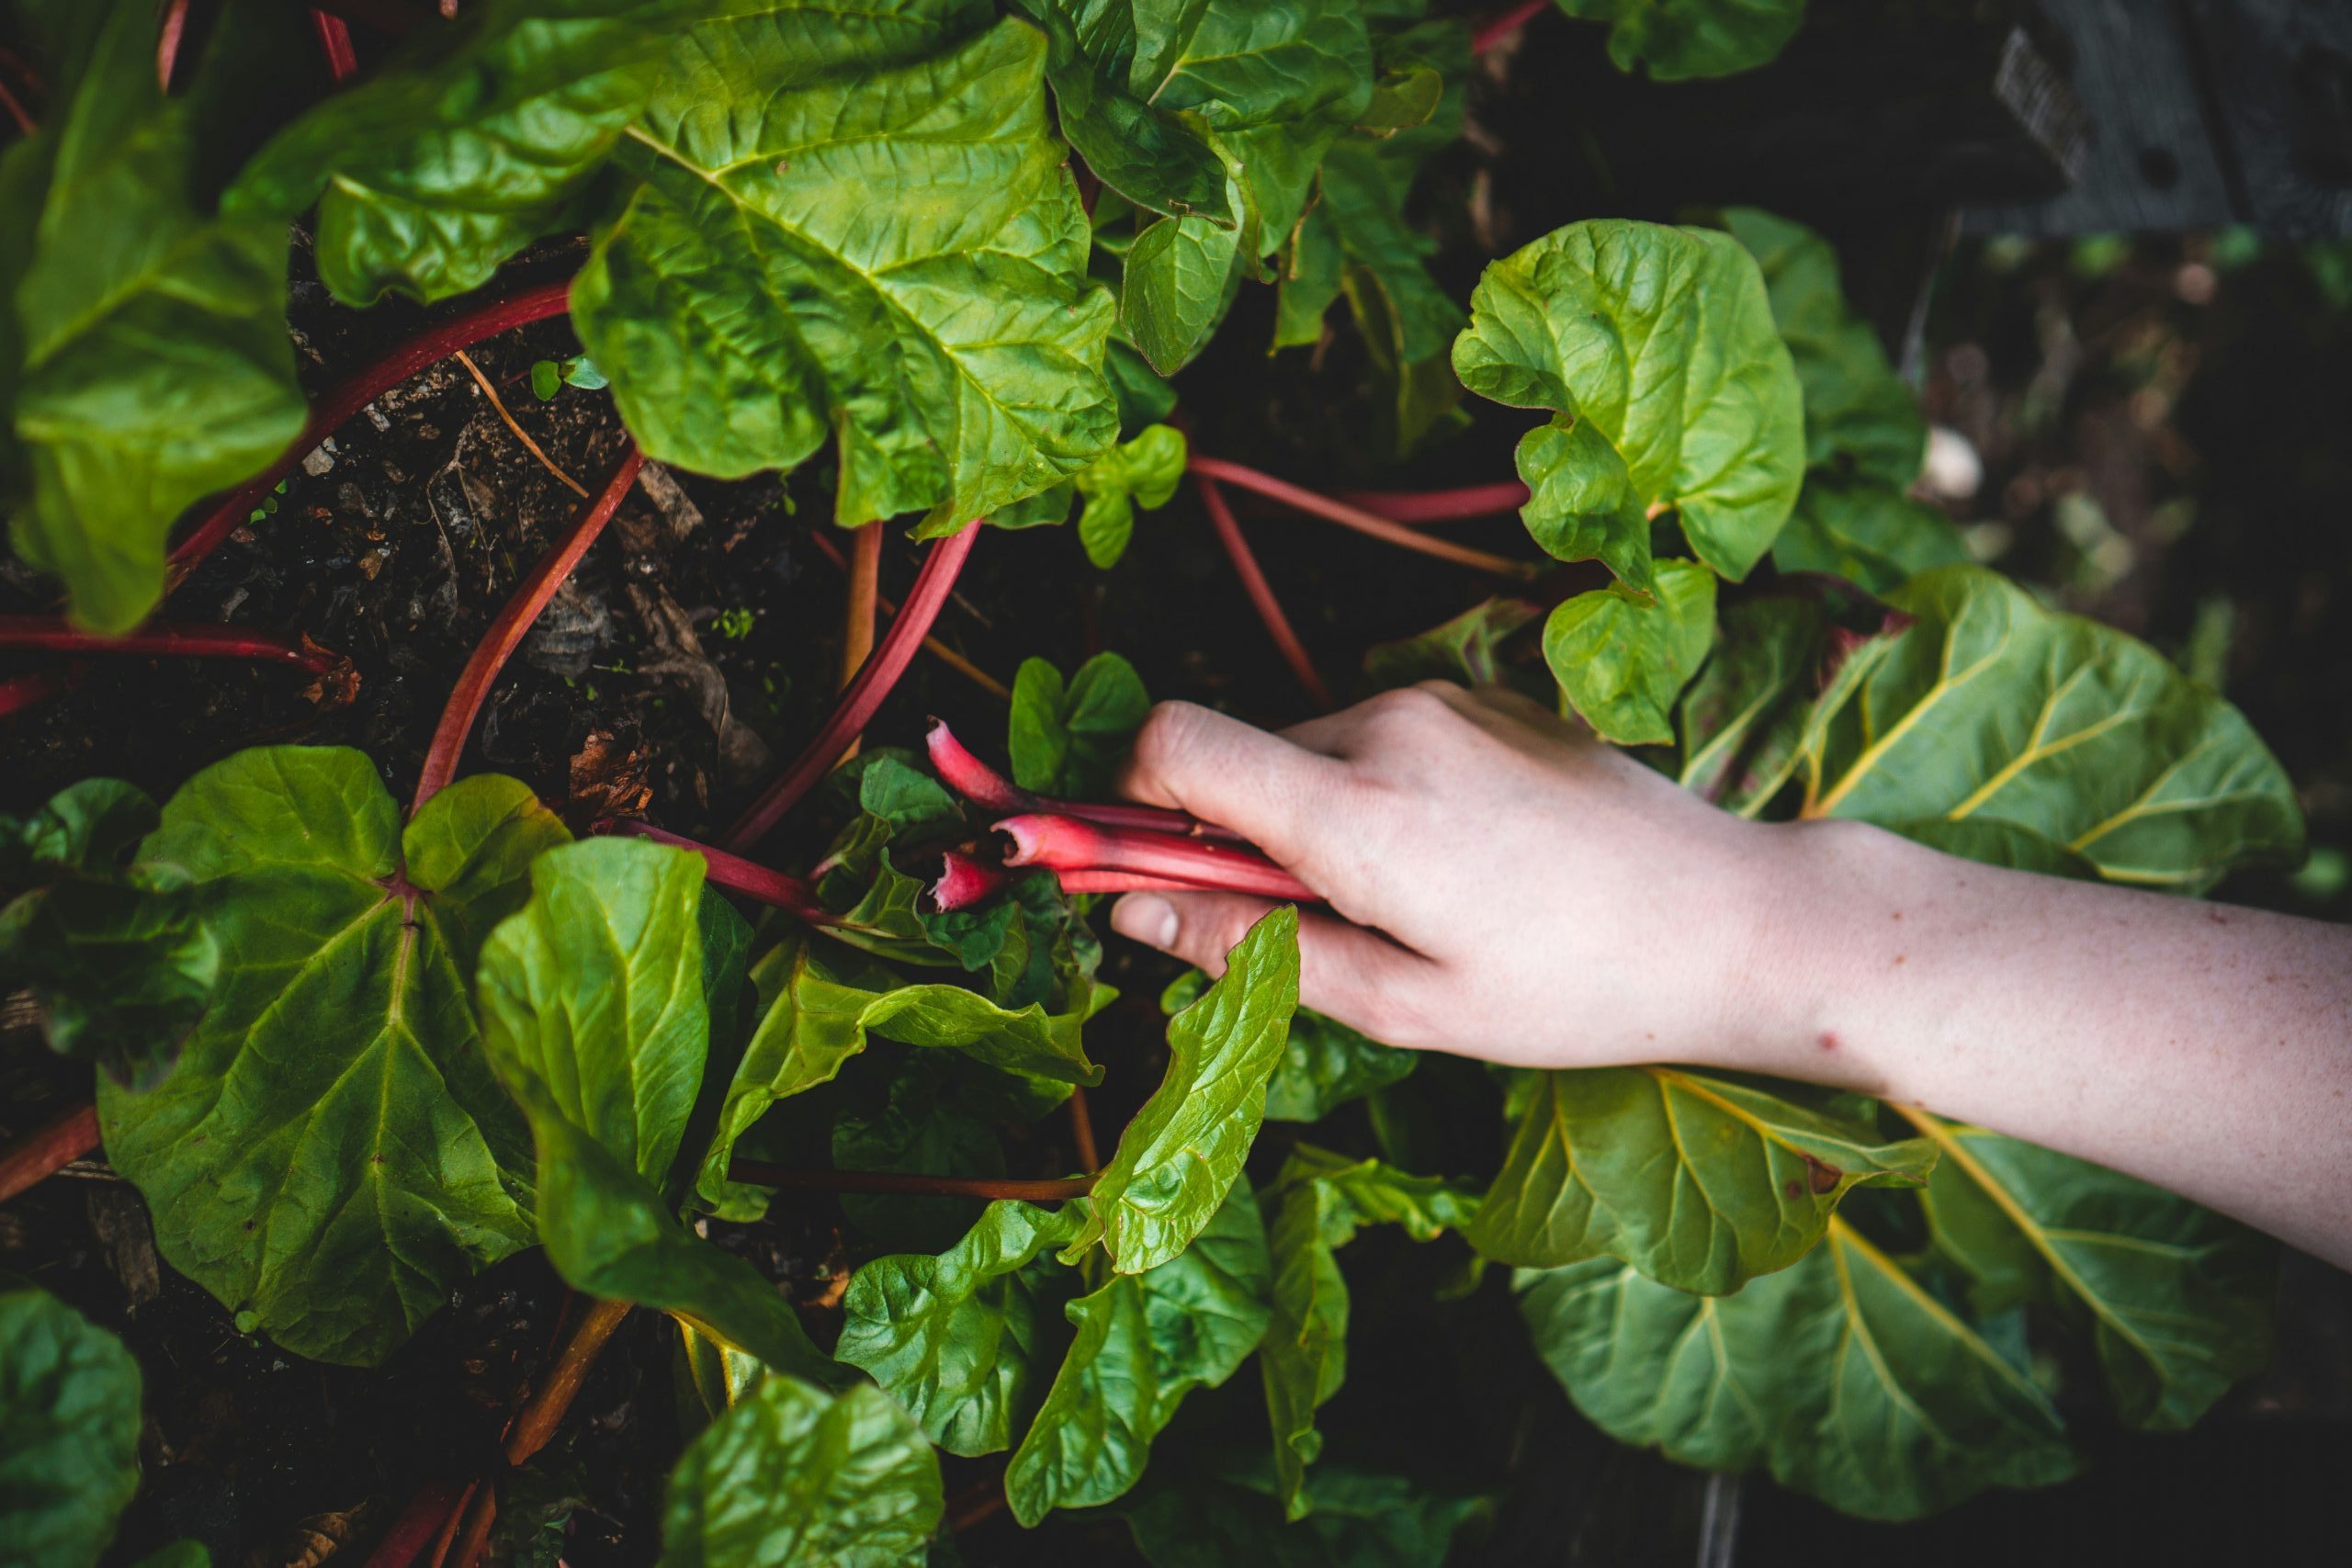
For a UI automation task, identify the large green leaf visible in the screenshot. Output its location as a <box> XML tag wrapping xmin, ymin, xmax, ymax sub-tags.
<box><xmin>1675</xmin><ymin>595</ymin><xmax>1823</xmax><ymax>812</ymax></box>
<box><xmin>831</xmin><ymin>1052</ymin><xmax>1009</xmax><ymax>1252</ymax></box>
<box><xmin>1062</xmin><ymin>907</ymin><xmax>1301</xmax><ymax>1272</ymax></box>
<box><xmin>837</xmin><ymin>1199</ymin><xmax>1089</xmax><ymax>1455</ymax></box>
<box><xmin>5</xmin><ymin>0</ymin><xmax>305</xmax><ymax>633</ymax></box>
<box><xmin>1904</xmin><ymin>1111</ymin><xmax>2274</xmax><ymax>1430</ymax></box>
<box><xmin>662</xmin><ymin>1377</ymin><xmax>943</xmax><ymax>1567</ymax></box>
<box><xmin>1009</xmin><ymin>651</ymin><xmax>1152</xmax><ymax>795</ymax></box>
<box><xmin>1007</xmin><ymin>1186</ymin><xmax>1273</xmax><ymax>1523</ymax></box>
<box><xmin>1159</xmin><ymin>971</ymin><xmax>1417</xmax><ymax>1123</ymax></box>
<box><xmin>0</xmin><ymin>780</ymin><xmax>218</xmax><ymax>1089</ymax></box>
<box><xmin>1555</xmin><ymin>0</ymin><xmax>1807</xmax><ymax>82</ymax></box>
<box><xmin>1543</xmin><ymin>558</ymin><xmax>1717</xmax><ymax>746</ymax></box>
<box><xmin>0</xmin><ymin>1285</ymin><xmax>141</xmax><ymax>1568</ymax></box>
<box><xmin>1518</xmin><ymin>1218</ymin><xmax>2080</xmax><ymax>1519</ymax></box>
<box><xmin>1261</xmin><ymin>1148</ymin><xmax>1476</xmax><ymax>1518</ymax></box>
<box><xmin>1453</xmin><ymin>219</ymin><xmax>1804</xmax><ymax>586</ymax></box>
<box><xmin>230</xmin><ymin>0</ymin><xmax>699</xmax><ymax>305</ymax></box>
<box><xmin>1799</xmin><ymin>565</ymin><xmax>2306</xmax><ymax>889</ymax></box>
<box><xmin>96</xmin><ymin>750</ymin><xmax>564</xmax><ymax>1366</ymax></box>
<box><xmin>1771</xmin><ymin>478</ymin><xmax>1967</xmax><ymax>593</ymax></box>
<box><xmin>572</xmin><ymin>4</ymin><xmax>1117</xmax><ymax>527</ymax></box>
<box><xmin>1464</xmin><ymin>1067</ymin><xmax>1932</xmax><ymax>1292</ymax></box>
<box><xmin>1122</xmin><ymin>1460</ymin><xmax>1492</xmax><ymax>1568</ymax></box>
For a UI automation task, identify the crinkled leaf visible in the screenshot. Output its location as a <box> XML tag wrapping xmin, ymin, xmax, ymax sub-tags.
<box><xmin>1362</xmin><ymin>598</ymin><xmax>1544</xmax><ymax>696</ymax></box>
<box><xmin>1122</xmin><ymin>1459</ymin><xmax>1492</xmax><ymax>1568</ymax></box>
<box><xmin>1800</xmin><ymin>565</ymin><xmax>2305</xmax><ymax>889</ymax></box>
<box><xmin>1453</xmin><ymin>219</ymin><xmax>1804</xmax><ymax>584</ymax></box>
<box><xmin>1063</xmin><ymin>907</ymin><xmax>1301</xmax><ymax>1271</ymax></box>
<box><xmin>0</xmin><ymin>1285</ymin><xmax>141</xmax><ymax>1568</ymax></box>
<box><xmin>1465</xmin><ymin>1067</ymin><xmax>1932</xmax><ymax>1292</ymax></box>
<box><xmin>1543</xmin><ymin>558</ymin><xmax>1717</xmax><ymax>745</ymax></box>
<box><xmin>1009</xmin><ymin>651</ymin><xmax>1151</xmax><ymax>795</ymax></box>
<box><xmin>1075</xmin><ymin>425</ymin><xmax>1187</xmax><ymax>568</ymax></box>
<box><xmin>1906</xmin><ymin>1112</ymin><xmax>2274</xmax><ymax>1430</ymax></box>
<box><xmin>662</xmin><ymin>1377</ymin><xmax>943</xmax><ymax>1567</ymax></box>
<box><xmin>1555</xmin><ymin>0</ymin><xmax>1806</xmax><ymax>82</ymax></box>
<box><xmin>1518</xmin><ymin>1218</ymin><xmax>2080</xmax><ymax>1519</ymax></box>
<box><xmin>97</xmin><ymin>752</ymin><xmax>564</xmax><ymax>1365</ymax></box>
<box><xmin>838</xmin><ymin>1199</ymin><xmax>1089</xmax><ymax>1455</ymax></box>
<box><xmin>573</xmin><ymin>6</ymin><xmax>1116</xmax><ymax>528</ymax></box>
<box><xmin>1008</xmin><ymin>1186</ymin><xmax>1272</xmax><ymax>1523</ymax></box>
<box><xmin>6</xmin><ymin>0</ymin><xmax>305</xmax><ymax>633</ymax></box>
<box><xmin>1776</xmin><ymin>478</ymin><xmax>1967</xmax><ymax>592</ymax></box>
<box><xmin>229</xmin><ymin>0</ymin><xmax>701</xmax><ymax>305</ymax></box>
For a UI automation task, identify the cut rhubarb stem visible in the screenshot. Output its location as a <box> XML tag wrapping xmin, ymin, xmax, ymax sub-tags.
<box><xmin>997</xmin><ymin>814</ymin><xmax>1316</xmax><ymax>902</ymax></box>
<box><xmin>413</xmin><ymin>447</ymin><xmax>641</xmax><ymax>812</ymax></box>
<box><xmin>1335</xmin><ymin>480</ymin><xmax>1530</xmax><ymax>524</ymax></box>
<box><xmin>932</xmin><ymin>850</ymin><xmax>1010</xmax><ymax>912</ymax></box>
<box><xmin>1194</xmin><ymin>474</ymin><xmax>1338</xmax><ymax>711</ymax></box>
<box><xmin>925</xmin><ymin>719</ymin><xmax>1243</xmax><ymax>841</ymax></box>
<box><xmin>601</xmin><ymin>820</ymin><xmax>833</xmax><ymax>925</ymax></box>
<box><xmin>310</xmin><ymin>9</ymin><xmax>359</xmax><ymax>80</ymax></box>
<box><xmin>725</xmin><ymin>524</ymin><xmax>980</xmax><ymax>852</ymax></box>
<box><xmin>0</xmin><ymin>616</ymin><xmax>341</xmax><ymax>672</ymax></box>
<box><xmin>1191</xmin><ymin>455</ymin><xmax>1537</xmax><ymax>581</ymax></box>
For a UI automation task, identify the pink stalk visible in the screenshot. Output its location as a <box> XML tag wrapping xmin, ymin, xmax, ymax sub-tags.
<box><xmin>601</xmin><ymin>821</ymin><xmax>834</xmax><ymax>925</ymax></box>
<box><xmin>1472</xmin><ymin>0</ymin><xmax>1551</xmax><ymax>54</ymax></box>
<box><xmin>924</xmin><ymin>719</ymin><xmax>1243</xmax><ymax>842</ymax></box>
<box><xmin>1194</xmin><ymin>474</ymin><xmax>1337</xmax><ymax>710</ymax></box>
<box><xmin>997</xmin><ymin>814</ymin><xmax>1317</xmax><ymax>903</ymax></box>
<box><xmin>413</xmin><ymin>447</ymin><xmax>641</xmax><ymax>812</ymax></box>
<box><xmin>310</xmin><ymin>10</ymin><xmax>360</xmax><ymax>80</ymax></box>
<box><xmin>0</xmin><ymin>1102</ymin><xmax>101</xmax><ymax>1204</ymax></box>
<box><xmin>0</xmin><ymin>616</ymin><xmax>340</xmax><ymax>672</ymax></box>
<box><xmin>724</xmin><ymin>525</ymin><xmax>981</xmax><ymax>852</ymax></box>
<box><xmin>169</xmin><ymin>277</ymin><xmax>576</xmax><ymax>578</ymax></box>
<box><xmin>359</xmin><ymin>1479</ymin><xmax>467</xmax><ymax>1568</ymax></box>
<box><xmin>155</xmin><ymin>0</ymin><xmax>189</xmax><ymax>90</ymax></box>
<box><xmin>1335</xmin><ymin>480</ymin><xmax>1530</xmax><ymax>524</ymax></box>
<box><xmin>0</xmin><ymin>671</ymin><xmax>72</xmax><ymax>719</ymax></box>
<box><xmin>932</xmin><ymin>850</ymin><xmax>1009</xmax><ymax>912</ymax></box>
<box><xmin>1190</xmin><ymin>455</ymin><xmax>1536</xmax><ymax>581</ymax></box>
<box><xmin>1055</xmin><ymin>870</ymin><xmax>1236</xmax><ymax>897</ymax></box>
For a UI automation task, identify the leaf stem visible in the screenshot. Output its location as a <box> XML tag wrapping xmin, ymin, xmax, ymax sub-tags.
<box><xmin>723</xmin><ymin>524</ymin><xmax>981</xmax><ymax>852</ymax></box>
<box><xmin>997</xmin><ymin>813</ymin><xmax>1317</xmax><ymax>902</ymax></box>
<box><xmin>804</xmin><ymin>529</ymin><xmax>1009</xmax><ymax>701</ymax></box>
<box><xmin>1067</xmin><ymin>1087</ymin><xmax>1100</xmax><ymax>1170</ymax></box>
<box><xmin>0</xmin><ymin>1100</ymin><xmax>101</xmax><ymax>1204</ymax></box>
<box><xmin>925</xmin><ymin>719</ymin><xmax>1241</xmax><ymax>840</ymax></box>
<box><xmin>1335</xmin><ymin>480</ymin><xmax>1530</xmax><ymax>524</ymax></box>
<box><xmin>413</xmin><ymin>447</ymin><xmax>642</xmax><ymax>812</ymax></box>
<box><xmin>1190</xmin><ymin>455</ymin><xmax>1537</xmax><ymax>581</ymax></box>
<box><xmin>357</xmin><ymin>1478</ymin><xmax>467</xmax><ymax>1568</ymax></box>
<box><xmin>1194</xmin><ymin>474</ymin><xmax>1337</xmax><ymax>710</ymax></box>
<box><xmin>598</xmin><ymin>820</ymin><xmax>835</xmax><ymax>926</ymax></box>
<box><xmin>1472</xmin><ymin>0</ymin><xmax>1552</xmax><ymax>55</ymax></box>
<box><xmin>0</xmin><ymin>616</ymin><xmax>342</xmax><ymax>671</ymax></box>
<box><xmin>728</xmin><ymin>1160</ymin><xmax>1097</xmax><ymax>1201</ymax></box>
<box><xmin>310</xmin><ymin>9</ymin><xmax>360</xmax><ymax>81</ymax></box>
<box><xmin>452</xmin><ymin>349</ymin><xmax>587</xmax><ymax>498</ymax></box>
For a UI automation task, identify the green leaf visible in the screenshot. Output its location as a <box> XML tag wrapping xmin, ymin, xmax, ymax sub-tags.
<box><xmin>1772</xmin><ymin>478</ymin><xmax>1968</xmax><ymax>594</ymax></box>
<box><xmin>662</xmin><ymin>1377</ymin><xmax>944</xmax><ymax>1568</ymax></box>
<box><xmin>572</xmin><ymin>6</ymin><xmax>1117</xmax><ymax>529</ymax></box>
<box><xmin>127</xmin><ymin>1545</ymin><xmax>209</xmax><ymax>1568</ymax></box>
<box><xmin>1905</xmin><ymin>1111</ymin><xmax>2274</xmax><ymax>1430</ymax></box>
<box><xmin>1121</xmin><ymin>1459</ymin><xmax>1493</xmax><ymax>1568</ymax></box>
<box><xmin>1123</xmin><ymin>178</ymin><xmax>1258</xmax><ymax>377</ymax></box>
<box><xmin>6</xmin><ymin>0</ymin><xmax>305</xmax><ymax>633</ymax></box>
<box><xmin>1063</xmin><ymin>907</ymin><xmax>1301</xmax><ymax>1272</ymax></box>
<box><xmin>1555</xmin><ymin>0</ymin><xmax>1806</xmax><ymax>82</ymax></box>
<box><xmin>1453</xmin><ymin>219</ymin><xmax>1804</xmax><ymax>585</ymax></box>
<box><xmin>831</xmin><ymin>1053</ymin><xmax>1009</xmax><ymax>1252</ymax></box>
<box><xmin>837</xmin><ymin>1199</ymin><xmax>1089</xmax><ymax>1455</ymax></box>
<box><xmin>1675</xmin><ymin>596</ymin><xmax>1820</xmax><ymax>810</ymax></box>
<box><xmin>1543</xmin><ymin>559</ymin><xmax>1717</xmax><ymax>745</ymax></box>
<box><xmin>1106</xmin><ymin>338</ymin><xmax>1180</xmax><ymax>434</ymax></box>
<box><xmin>0</xmin><ymin>781</ymin><xmax>219</xmax><ymax>1089</ymax></box>
<box><xmin>531</xmin><ymin>361</ymin><xmax>562</xmax><ymax>401</ymax></box>
<box><xmin>1800</xmin><ymin>565</ymin><xmax>2306</xmax><ymax>890</ymax></box>
<box><xmin>229</xmin><ymin>0</ymin><xmax>699</xmax><ymax>305</ymax></box>
<box><xmin>1260</xmin><ymin>1149</ymin><xmax>1476</xmax><ymax>1518</ymax></box>
<box><xmin>96</xmin><ymin>751</ymin><xmax>565</xmax><ymax>1365</ymax></box>
<box><xmin>1074</xmin><ymin>425</ymin><xmax>1187</xmax><ymax>568</ymax></box>
<box><xmin>1362</xmin><ymin>598</ymin><xmax>1544</xmax><ymax>695</ymax></box>
<box><xmin>1465</xmin><ymin>1067</ymin><xmax>1933</xmax><ymax>1292</ymax></box>
<box><xmin>1007</xmin><ymin>1185</ymin><xmax>1272</xmax><ymax>1523</ymax></box>
<box><xmin>0</xmin><ymin>1285</ymin><xmax>141</xmax><ymax>1568</ymax></box>
<box><xmin>1008</xmin><ymin>652</ymin><xmax>1152</xmax><ymax>795</ymax></box>
<box><xmin>1518</xmin><ymin>1218</ymin><xmax>2081</xmax><ymax>1519</ymax></box>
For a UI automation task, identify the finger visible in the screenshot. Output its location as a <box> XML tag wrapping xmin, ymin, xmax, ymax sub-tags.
<box><xmin>1109</xmin><ymin>891</ymin><xmax>1440</xmax><ymax>1049</ymax></box>
<box><xmin>1117</xmin><ymin>701</ymin><xmax>1351</xmax><ymax>864</ymax></box>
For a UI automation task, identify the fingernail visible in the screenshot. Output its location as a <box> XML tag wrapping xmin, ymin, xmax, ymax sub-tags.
<box><xmin>1111</xmin><ymin>893</ymin><xmax>1178</xmax><ymax>949</ymax></box>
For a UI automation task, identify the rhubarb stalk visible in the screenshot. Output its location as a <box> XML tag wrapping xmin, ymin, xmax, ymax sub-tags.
<box><xmin>998</xmin><ymin>814</ymin><xmax>1317</xmax><ymax>903</ymax></box>
<box><xmin>310</xmin><ymin>9</ymin><xmax>359</xmax><ymax>80</ymax></box>
<box><xmin>1471</xmin><ymin>0</ymin><xmax>1550</xmax><ymax>54</ymax></box>
<box><xmin>1194</xmin><ymin>474</ymin><xmax>1337</xmax><ymax>710</ymax></box>
<box><xmin>1191</xmin><ymin>455</ymin><xmax>1537</xmax><ymax>581</ymax></box>
<box><xmin>0</xmin><ymin>616</ymin><xmax>343</xmax><ymax>672</ymax></box>
<box><xmin>804</xmin><ymin>528</ymin><xmax>1009</xmax><ymax>701</ymax></box>
<box><xmin>1335</xmin><ymin>480</ymin><xmax>1530</xmax><ymax>524</ymax></box>
<box><xmin>925</xmin><ymin>719</ymin><xmax>1242</xmax><ymax>841</ymax></box>
<box><xmin>601</xmin><ymin>820</ymin><xmax>833</xmax><ymax>925</ymax></box>
<box><xmin>932</xmin><ymin>849</ymin><xmax>1010</xmax><ymax>912</ymax></box>
<box><xmin>0</xmin><ymin>1101</ymin><xmax>101</xmax><ymax>1204</ymax></box>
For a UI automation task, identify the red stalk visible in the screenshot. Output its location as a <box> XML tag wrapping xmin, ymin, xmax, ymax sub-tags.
<box><xmin>0</xmin><ymin>671</ymin><xmax>75</xmax><ymax>719</ymax></box>
<box><xmin>360</xmin><ymin>1479</ymin><xmax>467</xmax><ymax>1568</ymax></box>
<box><xmin>1054</xmin><ymin>870</ymin><xmax>1228</xmax><ymax>897</ymax></box>
<box><xmin>1194</xmin><ymin>474</ymin><xmax>1337</xmax><ymax>710</ymax></box>
<box><xmin>1190</xmin><ymin>455</ymin><xmax>1536</xmax><ymax>581</ymax></box>
<box><xmin>924</xmin><ymin>719</ymin><xmax>1242</xmax><ymax>841</ymax></box>
<box><xmin>932</xmin><ymin>850</ymin><xmax>1009</xmax><ymax>912</ymax></box>
<box><xmin>0</xmin><ymin>1101</ymin><xmax>101</xmax><ymax>1204</ymax></box>
<box><xmin>723</xmin><ymin>525</ymin><xmax>981</xmax><ymax>852</ymax></box>
<box><xmin>155</xmin><ymin>0</ymin><xmax>190</xmax><ymax>91</ymax></box>
<box><xmin>0</xmin><ymin>616</ymin><xmax>338</xmax><ymax>672</ymax></box>
<box><xmin>597</xmin><ymin>821</ymin><xmax>834</xmax><ymax>926</ymax></box>
<box><xmin>997</xmin><ymin>814</ymin><xmax>1317</xmax><ymax>902</ymax></box>
<box><xmin>1335</xmin><ymin>480</ymin><xmax>1530</xmax><ymax>524</ymax></box>
<box><xmin>805</xmin><ymin>530</ymin><xmax>1011</xmax><ymax>701</ymax></box>
<box><xmin>169</xmin><ymin>277</ymin><xmax>575</xmax><ymax>578</ymax></box>
<box><xmin>413</xmin><ymin>447</ymin><xmax>641</xmax><ymax>812</ymax></box>
<box><xmin>310</xmin><ymin>10</ymin><xmax>360</xmax><ymax>80</ymax></box>
<box><xmin>729</xmin><ymin>1160</ymin><xmax>1096</xmax><ymax>1201</ymax></box>
<box><xmin>1472</xmin><ymin>0</ymin><xmax>1551</xmax><ymax>54</ymax></box>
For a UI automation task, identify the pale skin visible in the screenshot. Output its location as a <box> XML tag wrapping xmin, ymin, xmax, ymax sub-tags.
<box><xmin>1106</xmin><ymin>683</ymin><xmax>2352</xmax><ymax>1269</ymax></box>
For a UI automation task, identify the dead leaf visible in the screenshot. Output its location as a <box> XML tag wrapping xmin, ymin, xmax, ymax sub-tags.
<box><xmin>627</xmin><ymin>582</ymin><xmax>771</xmax><ymax>786</ymax></box>
<box><xmin>567</xmin><ymin>731</ymin><xmax>654</xmax><ymax>824</ymax></box>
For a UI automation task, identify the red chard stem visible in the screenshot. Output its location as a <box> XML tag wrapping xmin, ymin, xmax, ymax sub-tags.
<box><xmin>1194</xmin><ymin>474</ymin><xmax>1338</xmax><ymax>711</ymax></box>
<box><xmin>996</xmin><ymin>814</ymin><xmax>1317</xmax><ymax>902</ymax></box>
<box><xmin>1190</xmin><ymin>455</ymin><xmax>1537</xmax><ymax>581</ymax></box>
<box><xmin>600</xmin><ymin>820</ymin><xmax>833</xmax><ymax>925</ymax></box>
<box><xmin>0</xmin><ymin>616</ymin><xmax>342</xmax><ymax>672</ymax></box>
<box><xmin>932</xmin><ymin>849</ymin><xmax>1010</xmax><ymax>912</ymax></box>
<box><xmin>1334</xmin><ymin>480</ymin><xmax>1530</xmax><ymax>524</ymax></box>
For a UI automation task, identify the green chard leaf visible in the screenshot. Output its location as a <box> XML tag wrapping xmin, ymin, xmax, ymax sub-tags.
<box><xmin>1008</xmin><ymin>1185</ymin><xmax>1273</xmax><ymax>1524</ymax></box>
<box><xmin>831</xmin><ymin>1053</ymin><xmax>1010</xmax><ymax>1253</ymax></box>
<box><xmin>1464</xmin><ymin>1067</ymin><xmax>1933</xmax><ymax>1292</ymax></box>
<box><xmin>1771</xmin><ymin>477</ymin><xmax>1967</xmax><ymax>594</ymax></box>
<box><xmin>1800</xmin><ymin>565</ymin><xmax>2306</xmax><ymax>890</ymax></box>
<box><xmin>1062</xmin><ymin>906</ymin><xmax>1302</xmax><ymax>1272</ymax></box>
<box><xmin>479</xmin><ymin>840</ymin><xmax>837</xmax><ymax>1384</ymax></box>
<box><xmin>1362</xmin><ymin>598</ymin><xmax>1544</xmax><ymax>697</ymax></box>
<box><xmin>1676</xmin><ymin>595</ymin><xmax>1823</xmax><ymax>810</ymax></box>
<box><xmin>1905</xmin><ymin>1112</ymin><xmax>2275</xmax><ymax>1430</ymax></box>
<box><xmin>1261</xmin><ymin>1148</ymin><xmax>1477</xmax><ymax>1518</ymax></box>
<box><xmin>1009</xmin><ymin>651</ymin><xmax>1151</xmax><ymax>795</ymax></box>
<box><xmin>1555</xmin><ymin>0</ymin><xmax>1807</xmax><ymax>83</ymax></box>
<box><xmin>662</xmin><ymin>1377</ymin><xmax>943</xmax><ymax>1568</ymax></box>
<box><xmin>5</xmin><ymin>0</ymin><xmax>305</xmax><ymax>634</ymax></box>
<box><xmin>572</xmin><ymin>3</ymin><xmax>1117</xmax><ymax>529</ymax></box>
<box><xmin>1544</xmin><ymin>558</ymin><xmax>1717</xmax><ymax>746</ymax></box>
<box><xmin>0</xmin><ymin>1284</ymin><xmax>141</xmax><ymax>1568</ymax></box>
<box><xmin>1073</xmin><ymin>426</ymin><xmax>1187</xmax><ymax>568</ymax></box>
<box><xmin>229</xmin><ymin>0</ymin><xmax>704</xmax><ymax>305</ymax></box>
<box><xmin>1121</xmin><ymin>1459</ymin><xmax>1492</xmax><ymax>1568</ymax></box>
<box><xmin>96</xmin><ymin>750</ymin><xmax>565</xmax><ymax>1365</ymax></box>
<box><xmin>1453</xmin><ymin>219</ymin><xmax>1805</xmax><ymax>588</ymax></box>
<box><xmin>1518</xmin><ymin>1219</ymin><xmax>2080</xmax><ymax>1520</ymax></box>
<box><xmin>1159</xmin><ymin>972</ymin><xmax>1417</xmax><ymax>1122</ymax></box>
<box><xmin>0</xmin><ymin>780</ymin><xmax>218</xmax><ymax>1088</ymax></box>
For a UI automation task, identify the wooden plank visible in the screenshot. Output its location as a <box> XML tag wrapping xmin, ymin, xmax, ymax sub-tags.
<box><xmin>2180</xmin><ymin>0</ymin><xmax>2352</xmax><ymax>236</ymax></box>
